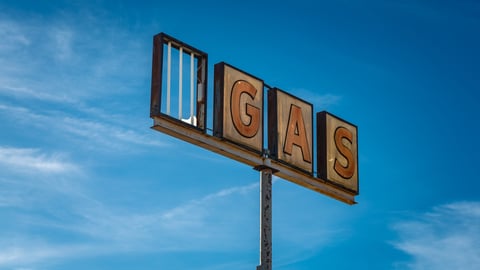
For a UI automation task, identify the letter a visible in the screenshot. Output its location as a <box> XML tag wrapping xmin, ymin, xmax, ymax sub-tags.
<box><xmin>283</xmin><ymin>104</ymin><xmax>311</xmax><ymax>163</ymax></box>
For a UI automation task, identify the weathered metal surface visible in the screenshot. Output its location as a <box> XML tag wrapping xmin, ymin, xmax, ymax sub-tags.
<box><xmin>152</xmin><ymin>115</ymin><xmax>356</xmax><ymax>204</ymax></box>
<box><xmin>268</xmin><ymin>88</ymin><xmax>313</xmax><ymax>175</ymax></box>
<box><xmin>317</xmin><ymin>111</ymin><xmax>359</xmax><ymax>194</ymax></box>
<box><xmin>196</xmin><ymin>54</ymin><xmax>207</xmax><ymax>130</ymax></box>
<box><xmin>150</xmin><ymin>32</ymin><xmax>208</xmax><ymax>130</ymax></box>
<box><xmin>214</xmin><ymin>62</ymin><xmax>264</xmax><ymax>154</ymax></box>
<box><xmin>150</xmin><ymin>34</ymin><xmax>164</xmax><ymax>117</ymax></box>
<box><xmin>257</xmin><ymin>168</ymin><xmax>272</xmax><ymax>270</ymax></box>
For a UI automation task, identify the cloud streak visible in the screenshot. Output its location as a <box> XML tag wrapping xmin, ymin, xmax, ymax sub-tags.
<box><xmin>391</xmin><ymin>201</ymin><xmax>480</xmax><ymax>270</ymax></box>
<box><xmin>0</xmin><ymin>146</ymin><xmax>77</xmax><ymax>174</ymax></box>
<box><xmin>0</xmin><ymin>103</ymin><xmax>167</xmax><ymax>151</ymax></box>
<box><xmin>0</xmin><ymin>11</ymin><xmax>164</xmax><ymax>153</ymax></box>
<box><xmin>0</xmin><ymin>11</ymin><xmax>148</xmax><ymax>103</ymax></box>
<box><xmin>292</xmin><ymin>88</ymin><xmax>342</xmax><ymax>108</ymax></box>
<box><xmin>0</xmin><ymin>180</ymin><xmax>261</xmax><ymax>268</ymax></box>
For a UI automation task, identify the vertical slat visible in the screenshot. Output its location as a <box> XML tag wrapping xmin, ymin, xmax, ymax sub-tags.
<box><xmin>190</xmin><ymin>52</ymin><xmax>194</xmax><ymax>122</ymax></box>
<box><xmin>150</xmin><ymin>34</ymin><xmax>163</xmax><ymax>117</ymax></box>
<box><xmin>179</xmin><ymin>47</ymin><xmax>183</xmax><ymax>119</ymax></box>
<box><xmin>196</xmin><ymin>56</ymin><xmax>207</xmax><ymax>130</ymax></box>
<box><xmin>167</xmin><ymin>42</ymin><xmax>171</xmax><ymax>115</ymax></box>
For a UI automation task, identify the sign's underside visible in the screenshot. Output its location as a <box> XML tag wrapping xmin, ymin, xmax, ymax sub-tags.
<box><xmin>151</xmin><ymin>114</ymin><xmax>356</xmax><ymax>204</ymax></box>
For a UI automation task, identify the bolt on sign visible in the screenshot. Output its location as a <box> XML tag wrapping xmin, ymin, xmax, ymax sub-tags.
<box><xmin>150</xmin><ymin>33</ymin><xmax>359</xmax><ymax>204</ymax></box>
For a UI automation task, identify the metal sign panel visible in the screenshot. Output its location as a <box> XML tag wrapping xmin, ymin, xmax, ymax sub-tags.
<box><xmin>150</xmin><ymin>32</ymin><xmax>208</xmax><ymax>130</ymax></box>
<box><xmin>214</xmin><ymin>62</ymin><xmax>264</xmax><ymax>154</ymax></box>
<box><xmin>317</xmin><ymin>112</ymin><xmax>359</xmax><ymax>194</ymax></box>
<box><xmin>151</xmin><ymin>33</ymin><xmax>358</xmax><ymax>204</ymax></box>
<box><xmin>268</xmin><ymin>88</ymin><xmax>313</xmax><ymax>174</ymax></box>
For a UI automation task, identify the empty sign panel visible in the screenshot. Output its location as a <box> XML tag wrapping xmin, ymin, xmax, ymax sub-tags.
<box><xmin>150</xmin><ymin>33</ymin><xmax>208</xmax><ymax>130</ymax></box>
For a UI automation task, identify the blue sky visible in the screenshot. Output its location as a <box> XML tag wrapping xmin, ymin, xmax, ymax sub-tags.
<box><xmin>0</xmin><ymin>0</ymin><xmax>479</xmax><ymax>269</ymax></box>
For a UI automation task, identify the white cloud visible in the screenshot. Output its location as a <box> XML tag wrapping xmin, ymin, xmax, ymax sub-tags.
<box><xmin>0</xmin><ymin>19</ymin><xmax>30</xmax><ymax>51</ymax></box>
<box><xmin>0</xmin><ymin>12</ymin><xmax>148</xmax><ymax>104</ymax></box>
<box><xmin>83</xmin><ymin>181</ymin><xmax>259</xmax><ymax>248</ymax></box>
<box><xmin>0</xmin><ymin>85</ymin><xmax>74</xmax><ymax>103</ymax></box>
<box><xmin>159</xmin><ymin>182</ymin><xmax>259</xmax><ymax>231</ymax></box>
<box><xmin>59</xmin><ymin>115</ymin><xmax>167</xmax><ymax>150</ymax></box>
<box><xmin>0</xmin><ymin>180</ymin><xmax>260</xmax><ymax>268</ymax></box>
<box><xmin>312</xmin><ymin>93</ymin><xmax>342</xmax><ymax>107</ymax></box>
<box><xmin>0</xmin><ymin>170</ymin><xmax>347</xmax><ymax>269</ymax></box>
<box><xmin>292</xmin><ymin>89</ymin><xmax>342</xmax><ymax>108</ymax></box>
<box><xmin>50</xmin><ymin>26</ymin><xmax>74</xmax><ymax>61</ymax></box>
<box><xmin>0</xmin><ymin>146</ymin><xmax>77</xmax><ymax>174</ymax></box>
<box><xmin>0</xmin><ymin>104</ymin><xmax>167</xmax><ymax>151</ymax></box>
<box><xmin>392</xmin><ymin>201</ymin><xmax>480</xmax><ymax>270</ymax></box>
<box><xmin>0</xmin><ymin>11</ymin><xmax>162</xmax><ymax>152</ymax></box>
<box><xmin>0</xmin><ymin>239</ymin><xmax>103</xmax><ymax>269</ymax></box>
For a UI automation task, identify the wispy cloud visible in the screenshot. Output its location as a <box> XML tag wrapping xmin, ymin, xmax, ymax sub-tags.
<box><xmin>0</xmin><ymin>11</ymin><xmax>148</xmax><ymax>103</ymax></box>
<box><xmin>0</xmin><ymin>85</ymin><xmax>74</xmax><ymax>103</ymax></box>
<box><xmin>0</xmin><ymin>162</ymin><xmax>346</xmax><ymax>269</ymax></box>
<box><xmin>0</xmin><ymin>103</ymin><xmax>167</xmax><ymax>151</ymax></box>
<box><xmin>90</xmin><ymin>181</ymin><xmax>259</xmax><ymax>249</ymax></box>
<box><xmin>0</xmin><ymin>146</ymin><xmax>77</xmax><ymax>174</ymax></box>
<box><xmin>59</xmin><ymin>115</ymin><xmax>167</xmax><ymax>150</ymax></box>
<box><xmin>0</xmin><ymin>19</ymin><xmax>30</xmax><ymax>51</ymax></box>
<box><xmin>50</xmin><ymin>26</ymin><xmax>74</xmax><ymax>61</ymax></box>
<box><xmin>0</xmin><ymin>241</ymin><xmax>84</xmax><ymax>268</ymax></box>
<box><xmin>312</xmin><ymin>93</ymin><xmax>342</xmax><ymax>108</ymax></box>
<box><xmin>160</xmin><ymin>181</ymin><xmax>259</xmax><ymax>229</ymax></box>
<box><xmin>391</xmin><ymin>201</ymin><xmax>480</xmax><ymax>270</ymax></box>
<box><xmin>0</xmin><ymin>180</ymin><xmax>261</xmax><ymax>268</ymax></box>
<box><xmin>0</xmin><ymin>11</ymin><xmax>162</xmax><ymax>153</ymax></box>
<box><xmin>292</xmin><ymin>88</ymin><xmax>342</xmax><ymax>108</ymax></box>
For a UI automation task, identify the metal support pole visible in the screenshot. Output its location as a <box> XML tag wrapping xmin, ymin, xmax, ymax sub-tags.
<box><xmin>257</xmin><ymin>167</ymin><xmax>272</xmax><ymax>270</ymax></box>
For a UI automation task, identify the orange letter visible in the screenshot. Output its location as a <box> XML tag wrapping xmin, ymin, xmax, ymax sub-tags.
<box><xmin>283</xmin><ymin>104</ymin><xmax>311</xmax><ymax>163</ymax></box>
<box><xmin>334</xmin><ymin>127</ymin><xmax>355</xmax><ymax>179</ymax></box>
<box><xmin>230</xmin><ymin>80</ymin><xmax>260</xmax><ymax>138</ymax></box>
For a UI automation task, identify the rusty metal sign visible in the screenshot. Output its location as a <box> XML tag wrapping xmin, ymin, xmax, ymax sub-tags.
<box><xmin>214</xmin><ymin>62</ymin><xmax>264</xmax><ymax>154</ymax></box>
<box><xmin>317</xmin><ymin>112</ymin><xmax>359</xmax><ymax>194</ymax></box>
<box><xmin>150</xmin><ymin>32</ymin><xmax>358</xmax><ymax>203</ymax></box>
<box><xmin>268</xmin><ymin>88</ymin><xmax>313</xmax><ymax>175</ymax></box>
<box><xmin>150</xmin><ymin>32</ymin><xmax>360</xmax><ymax>270</ymax></box>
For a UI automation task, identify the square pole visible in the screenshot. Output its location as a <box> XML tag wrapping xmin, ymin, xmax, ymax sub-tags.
<box><xmin>255</xmin><ymin>166</ymin><xmax>273</xmax><ymax>270</ymax></box>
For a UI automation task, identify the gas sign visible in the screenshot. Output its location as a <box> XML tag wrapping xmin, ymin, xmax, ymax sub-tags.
<box><xmin>212</xmin><ymin>62</ymin><xmax>358</xmax><ymax>194</ymax></box>
<box><xmin>150</xmin><ymin>33</ymin><xmax>359</xmax><ymax>203</ymax></box>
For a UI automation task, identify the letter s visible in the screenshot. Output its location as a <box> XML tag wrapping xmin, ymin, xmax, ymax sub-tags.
<box><xmin>334</xmin><ymin>127</ymin><xmax>355</xmax><ymax>179</ymax></box>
